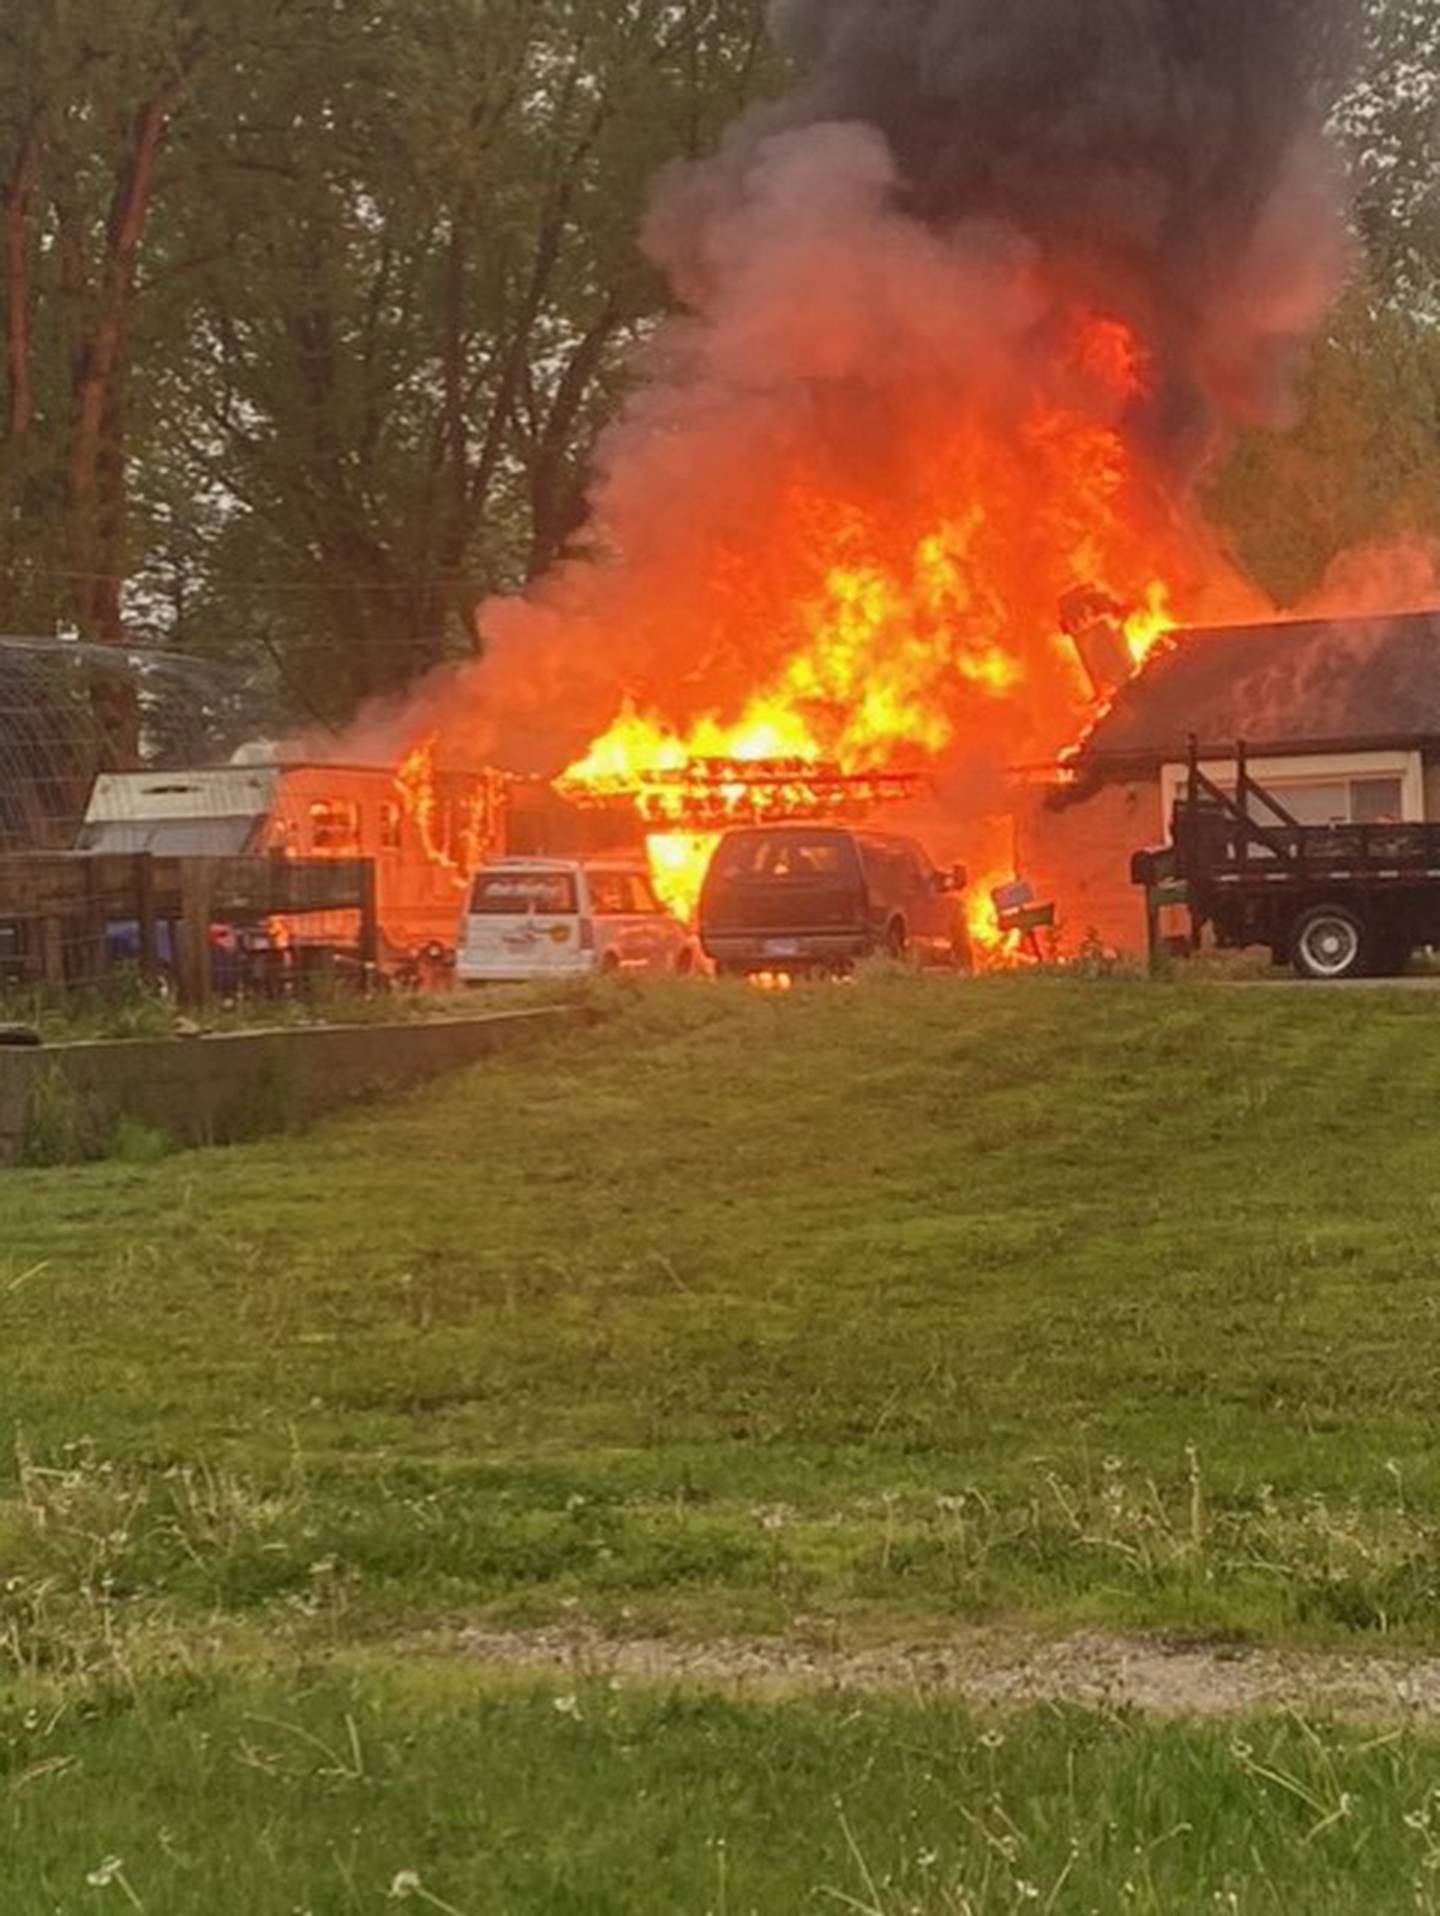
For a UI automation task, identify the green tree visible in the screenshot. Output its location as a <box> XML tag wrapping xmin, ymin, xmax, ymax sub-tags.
<box><xmin>0</xmin><ymin>1</ymin><xmax>217</xmax><ymax>643</ymax></box>
<box><xmin>1207</xmin><ymin>0</ymin><xmax>1440</xmax><ymax>603</ymax></box>
<box><xmin>0</xmin><ymin>0</ymin><xmax>779</xmax><ymax>740</ymax></box>
<box><xmin>1208</xmin><ymin>290</ymin><xmax>1440</xmax><ymax>604</ymax></box>
<box><xmin>1340</xmin><ymin>0</ymin><xmax>1440</xmax><ymax>306</ymax></box>
<box><xmin>154</xmin><ymin>0</ymin><xmax>777</xmax><ymax>727</ymax></box>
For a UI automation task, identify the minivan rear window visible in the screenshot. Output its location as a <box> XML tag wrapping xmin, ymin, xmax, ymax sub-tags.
<box><xmin>470</xmin><ymin>871</ymin><xmax>577</xmax><ymax>915</ymax></box>
<box><xmin>712</xmin><ymin>833</ymin><xmax>856</xmax><ymax>882</ymax></box>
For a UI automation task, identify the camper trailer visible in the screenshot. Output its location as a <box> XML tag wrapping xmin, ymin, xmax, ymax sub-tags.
<box><xmin>74</xmin><ymin>758</ymin><xmax>646</xmax><ymax>975</ymax></box>
<box><xmin>77</xmin><ymin>760</ymin><xmax>506</xmax><ymax>965</ymax></box>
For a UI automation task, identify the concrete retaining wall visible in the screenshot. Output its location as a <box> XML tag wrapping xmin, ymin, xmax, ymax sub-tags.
<box><xmin>0</xmin><ymin>1006</ymin><xmax>585</xmax><ymax>1163</ymax></box>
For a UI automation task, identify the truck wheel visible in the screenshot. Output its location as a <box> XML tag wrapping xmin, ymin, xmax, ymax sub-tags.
<box><xmin>1291</xmin><ymin>905</ymin><xmax>1370</xmax><ymax>981</ymax></box>
<box><xmin>885</xmin><ymin>918</ymin><xmax>908</xmax><ymax>961</ymax></box>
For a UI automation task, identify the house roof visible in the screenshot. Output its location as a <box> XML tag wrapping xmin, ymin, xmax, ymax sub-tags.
<box><xmin>1081</xmin><ymin>609</ymin><xmax>1440</xmax><ymax>767</ymax></box>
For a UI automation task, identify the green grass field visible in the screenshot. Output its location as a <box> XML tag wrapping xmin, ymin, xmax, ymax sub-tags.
<box><xmin>9</xmin><ymin>971</ymin><xmax>1440</xmax><ymax>1908</ymax></box>
<box><xmin>10</xmin><ymin>1660</ymin><xmax>1440</xmax><ymax>1915</ymax></box>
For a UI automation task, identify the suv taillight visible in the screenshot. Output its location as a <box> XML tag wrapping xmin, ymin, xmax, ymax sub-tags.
<box><xmin>578</xmin><ymin>916</ymin><xmax>595</xmax><ymax>950</ymax></box>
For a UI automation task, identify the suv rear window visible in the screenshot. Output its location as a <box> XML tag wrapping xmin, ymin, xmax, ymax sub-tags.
<box><xmin>470</xmin><ymin>871</ymin><xmax>577</xmax><ymax>915</ymax></box>
<box><xmin>712</xmin><ymin>833</ymin><xmax>856</xmax><ymax>882</ymax></box>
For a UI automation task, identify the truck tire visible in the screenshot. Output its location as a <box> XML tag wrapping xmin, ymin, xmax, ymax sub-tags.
<box><xmin>1290</xmin><ymin>905</ymin><xmax>1371</xmax><ymax>981</ymax></box>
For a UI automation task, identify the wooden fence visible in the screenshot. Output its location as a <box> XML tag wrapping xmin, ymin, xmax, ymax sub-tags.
<box><xmin>0</xmin><ymin>853</ymin><xmax>378</xmax><ymax>1005</ymax></box>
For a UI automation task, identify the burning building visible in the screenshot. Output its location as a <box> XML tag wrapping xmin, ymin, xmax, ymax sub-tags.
<box><xmin>374</xmin><ymin>0</ymin><xmax>1360</xmax><ymax>946</ymax></box>
<box><xmin>1023</xmin><ymin>609</ymin><xmax>1440</xmax><ymax>953</ymax></box>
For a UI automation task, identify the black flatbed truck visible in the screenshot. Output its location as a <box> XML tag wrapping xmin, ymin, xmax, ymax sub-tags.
<box><xmin>1131</xmin><ymin>737</ymin><xmax>1440</xmax><ymax>980</ymax></box>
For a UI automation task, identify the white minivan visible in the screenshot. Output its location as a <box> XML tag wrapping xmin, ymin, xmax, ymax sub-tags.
<box><xmin>456</xmin><ymin>858</ymin><xmax>698</xmax><ymax>984</ymax></box>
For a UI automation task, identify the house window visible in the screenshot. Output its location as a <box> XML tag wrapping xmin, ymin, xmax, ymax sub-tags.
<box><xmin>1257</xmin><ymin>778</ymin><xmax>1405</xmax><ymax>825</ymax></box>
<box><xmin>1162</xmin><ymin>754</ymin><xmax>1422</xmax><ymax>840</ymax></box>
<box><xmin>309</xmin><ymin>799</ymin><xmax>361</xmax><ymax>855</ymax></box>
<box><xmin>379</xmin><ymin>800</ymin><xmax>403</xmax><ymax>851</ymax></box>
<box><xmin>1351</xmin><ymin>777</ymin><xmax>1404</xmax><ymax>824</ymax></box>
<box><xmin>1270</xmin><ymin>782</ymin><xmax>1349</xmax><ymax>825</ymax></box>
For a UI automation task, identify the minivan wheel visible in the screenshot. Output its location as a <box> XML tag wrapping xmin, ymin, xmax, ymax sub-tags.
<box><xmin>885</xmin><ymin>918</ymin><xmax>908</xmax><ymax>961</ymax></box>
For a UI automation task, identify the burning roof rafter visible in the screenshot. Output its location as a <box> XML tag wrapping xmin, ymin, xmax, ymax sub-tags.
<box><xmin>555</xmin><ymin>756</ymin><xmax>924</xmax><ymax>830</ymax></box>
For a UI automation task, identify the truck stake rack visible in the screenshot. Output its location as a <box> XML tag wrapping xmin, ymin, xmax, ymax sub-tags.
<box><xmin>1131</xmin><ymin>736</ymin><xmax>1440</xmax><ymax>980</ymax></box>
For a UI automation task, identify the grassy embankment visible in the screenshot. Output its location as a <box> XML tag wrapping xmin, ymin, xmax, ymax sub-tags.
<box><xmin>9</xmin><ymin>972</ymin><xmax>1440</xmax><ymax>1909</ymax></box>
<box><xmin>9</xmin><ymin>971</ymin><xmax>1440</xmax><ymax>1649</ymax></box>
<box><xmin>10</xmin><ymin>1663</ymin><xmax>1440</xmax><ymax>1915</ymax></box>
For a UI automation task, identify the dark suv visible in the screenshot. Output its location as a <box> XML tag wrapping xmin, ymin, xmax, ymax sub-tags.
<box><xmin>699</xmin><ymin>826</ymin><xmax>969</xmax><ymax>975</ymax></box>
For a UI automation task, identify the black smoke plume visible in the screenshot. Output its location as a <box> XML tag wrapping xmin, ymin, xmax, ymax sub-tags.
<box><xmin>747</xmin><ymin>0</ymin><xmax>1355</xmax><ymax>469</ymax></box>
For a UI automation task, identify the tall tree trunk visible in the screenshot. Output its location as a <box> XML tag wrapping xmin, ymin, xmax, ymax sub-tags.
<box><xmin>69</xmin><ymin>87</ymin><xmax>175</xmax><ymax>554</ymax></box>
<box><xmin>69</xmin><ymin>83</ymin><xmax>182</xmax><ymax>762</ymax></box>
<box><xmin>4</xmin><ymin>119</ymin><xmax>41</xmax><ymax>442</ymax></box>
<box><xmin>0</xmin><ymin>118</ymin><xmax>43</xmax><ymax>629</ymax></box>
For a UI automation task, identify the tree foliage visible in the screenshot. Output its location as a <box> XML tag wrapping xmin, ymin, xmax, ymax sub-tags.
<box><xmin>0</xmin><ymin>0</ymin><xmax>778</xmax><ymax>729</ymax></box>
<box><xmin>1207</xmin><ymin>0</ymin><xmax>1440</xmax><ymax>605</ymax></box>
<box><xmin>0</xmin><ymin>0</ymin><xmax>220</xmax><ymax>646</ymax></box>
<box><xmin>155</xmin><ymin>0</ymin><xmax>778</xmax><ymax>722</ymax></box>
<box><xmin>1</xmin><ymin>0</ymin><xmax>1439</xmax><ymax>727</ymax></box>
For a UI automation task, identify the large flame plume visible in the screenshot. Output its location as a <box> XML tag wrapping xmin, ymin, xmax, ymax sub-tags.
<box><xmin>374</xmin><ymin>0</ymin><xmax>1355</xmax><ymax>933</ymax></box>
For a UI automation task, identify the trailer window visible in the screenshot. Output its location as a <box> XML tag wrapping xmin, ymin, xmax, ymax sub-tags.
<box><xmin>310</xmin><ymin>799</ymin><xmax>361</xmax><ymax>854</ymax></box>
<box><xmin>379</xmin><ymin>800</ymin><xmax>403</xmax><ymax>851</ymax></box>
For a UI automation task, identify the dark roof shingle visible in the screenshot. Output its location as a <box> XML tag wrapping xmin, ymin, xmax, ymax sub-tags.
<box><xmin>1083</xmin><ymin>610</ymin><xmax>1440</xmax><ymax>765</ymax></box>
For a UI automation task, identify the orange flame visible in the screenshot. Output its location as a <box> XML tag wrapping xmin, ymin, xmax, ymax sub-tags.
<box><xmin>1123</xmin><ymin>581</ymin><xmax>1177</xmax><ymax>668</ymax></box>
<box><xmin>401</xmin><ymin>312</ymin><xmax>1192</xmax><ymax>933</ymax></box>
<box><xmin>395</xmin><ymin>737</ymin><xmax>493</xmax><ymax>885</ymax></box>
<box><xmin>1073</xmin><ymin>313</ymin><xmax>1151</xmax><ymax>400</ymax></box>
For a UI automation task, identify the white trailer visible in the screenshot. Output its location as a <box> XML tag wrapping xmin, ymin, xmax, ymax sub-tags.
<box><xmin>78</xmin><ymin>760</ymin><xmax>503</xmax><ymax>963</ymax></box>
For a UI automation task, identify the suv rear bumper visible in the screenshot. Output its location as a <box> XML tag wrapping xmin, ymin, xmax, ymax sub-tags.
<box><xmin>701</xmin><ymin>931</ymin><xmax>870</xmax><ymax>971</ymax></box>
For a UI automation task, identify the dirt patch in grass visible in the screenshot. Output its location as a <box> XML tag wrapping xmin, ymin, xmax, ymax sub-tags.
<box><xmin>444</xmin><ymin>1620</ymin><xmax>1440</xmax><ymax>1723</ymax></box>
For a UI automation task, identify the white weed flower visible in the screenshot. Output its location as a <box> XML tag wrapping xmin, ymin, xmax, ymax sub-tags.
<box><xmin>553</xmin><ymin>1693</ymin><xmax>581</xmax><ymax>1718</ymax></box>
<box><xmin>86</xmin><ymin>1857</ymin><xmax>124</xmax><ymax>1888</ymax></box>
<box><xmin>389</xmin><ymin>1869</ymin><xmax>423</xmax><ymax>1900</ymax></box>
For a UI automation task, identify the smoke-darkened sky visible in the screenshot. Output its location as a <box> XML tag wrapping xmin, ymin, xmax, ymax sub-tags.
<box><xmin>760</xmin><ymin>0</ymin><xmax>1356</xmax><ymax>468</ymax></box>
